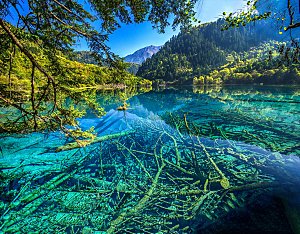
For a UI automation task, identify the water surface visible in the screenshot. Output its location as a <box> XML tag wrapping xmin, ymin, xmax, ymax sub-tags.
<box><xmin>1</xmin><ymin>85</ymin><xmax>300</xmax><ymax>233</ymax></box>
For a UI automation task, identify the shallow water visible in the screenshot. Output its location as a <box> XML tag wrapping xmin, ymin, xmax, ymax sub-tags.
<box><xmin>1</xmin><ymin>85</ymin><xmax>300</xmax><ymax>233</ymax></box>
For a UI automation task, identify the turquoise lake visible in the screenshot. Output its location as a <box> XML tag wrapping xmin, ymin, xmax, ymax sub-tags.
<box><xmin>1</xmin><ymin>85</ymin><xmax>300</xmax><ymax>233</ymax></box>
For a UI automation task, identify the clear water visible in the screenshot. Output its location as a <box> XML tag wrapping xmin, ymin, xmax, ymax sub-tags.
<box><xmin>1</xmin><ymin>85</ymin><xmax>300</xmax><ymax>233</ymax></box>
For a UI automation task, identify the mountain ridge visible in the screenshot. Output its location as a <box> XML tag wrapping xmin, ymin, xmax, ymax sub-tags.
<box><xmin>124</xmin><ymin>45</ymin><xmax>162</xmax><ymax>64</ymax></box>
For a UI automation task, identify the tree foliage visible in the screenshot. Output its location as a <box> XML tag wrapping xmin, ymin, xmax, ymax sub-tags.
<box><xmin>1</xmin><ymin>0</ymin><xmax>198</xmax><ymax>63</ymax></box>
<box><xmin>0</xmin><ymin>0</ymin><xmax>197</xmax><ymax>135</ymax></box>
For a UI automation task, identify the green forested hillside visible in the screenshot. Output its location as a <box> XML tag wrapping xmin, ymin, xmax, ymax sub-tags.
<box><xmin>137</xmin><ymin>19</ymin><xmax>287</xmax><ymax>84</ymax></box>
<box><xmin>126</xmin><ymin>63</ymin><xmax>140</xmax><ymax>75</ymax></box>
<box><xmin>194</xmin><ymin>41</ymin><xmax>300</xmax><ymax>85</ymax></box>
<box><xmin>0</xmin><ymin>44</ymin><xmax>150</xmax><ymax>95</ymax></box>
<box><xmin>71</xmin><ymin>51</ymin><xmax>98</xmax><ymax>65</ymax></box>
<box><xmin>71</xmin><ymin>51</ymin><xmax>141</xmax><ymax>75</ymax></box>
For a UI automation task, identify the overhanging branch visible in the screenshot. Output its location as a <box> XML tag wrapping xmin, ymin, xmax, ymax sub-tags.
<box><xmin>0</xmin><ymin>19</ymin><xmax>57</xmax><ymax>107</ymax></box>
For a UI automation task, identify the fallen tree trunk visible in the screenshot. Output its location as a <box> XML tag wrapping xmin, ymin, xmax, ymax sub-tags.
<box><xmin>56</xmin><ymin>130</ymin><xmax>135</xmax><ymax>152</ymax></box>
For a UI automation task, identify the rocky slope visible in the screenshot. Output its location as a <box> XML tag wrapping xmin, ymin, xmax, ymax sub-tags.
<box><xmin>124</xmin><ymin>45</ymin><xmax>162</xmax><ymax>64</ymax></box>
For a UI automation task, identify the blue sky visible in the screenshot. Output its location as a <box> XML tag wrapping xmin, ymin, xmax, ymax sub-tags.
<box><xmin>104</xmin><ymin>0</ymin><xmax>246</xmax><ymax>57</ymax></box>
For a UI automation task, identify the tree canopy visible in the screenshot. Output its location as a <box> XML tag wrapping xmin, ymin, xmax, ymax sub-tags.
<box><xmin>0</xmin><ymin>0</ymin><xmax>198</xmax><ymax>62</ymax></box>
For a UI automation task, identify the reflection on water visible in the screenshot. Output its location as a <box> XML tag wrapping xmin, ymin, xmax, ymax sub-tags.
<box><xmin>0</xmin><ymin>85</ymin><xmax>300</xmax><ymax>233</ymax></box>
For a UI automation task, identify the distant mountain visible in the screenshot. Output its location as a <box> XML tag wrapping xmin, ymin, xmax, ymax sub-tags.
<box><xmin>124</xmin><ymin>45</ymin><xmax>162</xmax><ymax>64</ymax></box>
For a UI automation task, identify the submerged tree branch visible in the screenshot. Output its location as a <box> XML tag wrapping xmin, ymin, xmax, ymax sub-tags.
<box><xmin>56</xmin><ymin>130</ymin><xmax>136</xmax><ymax>152</ymax></box>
